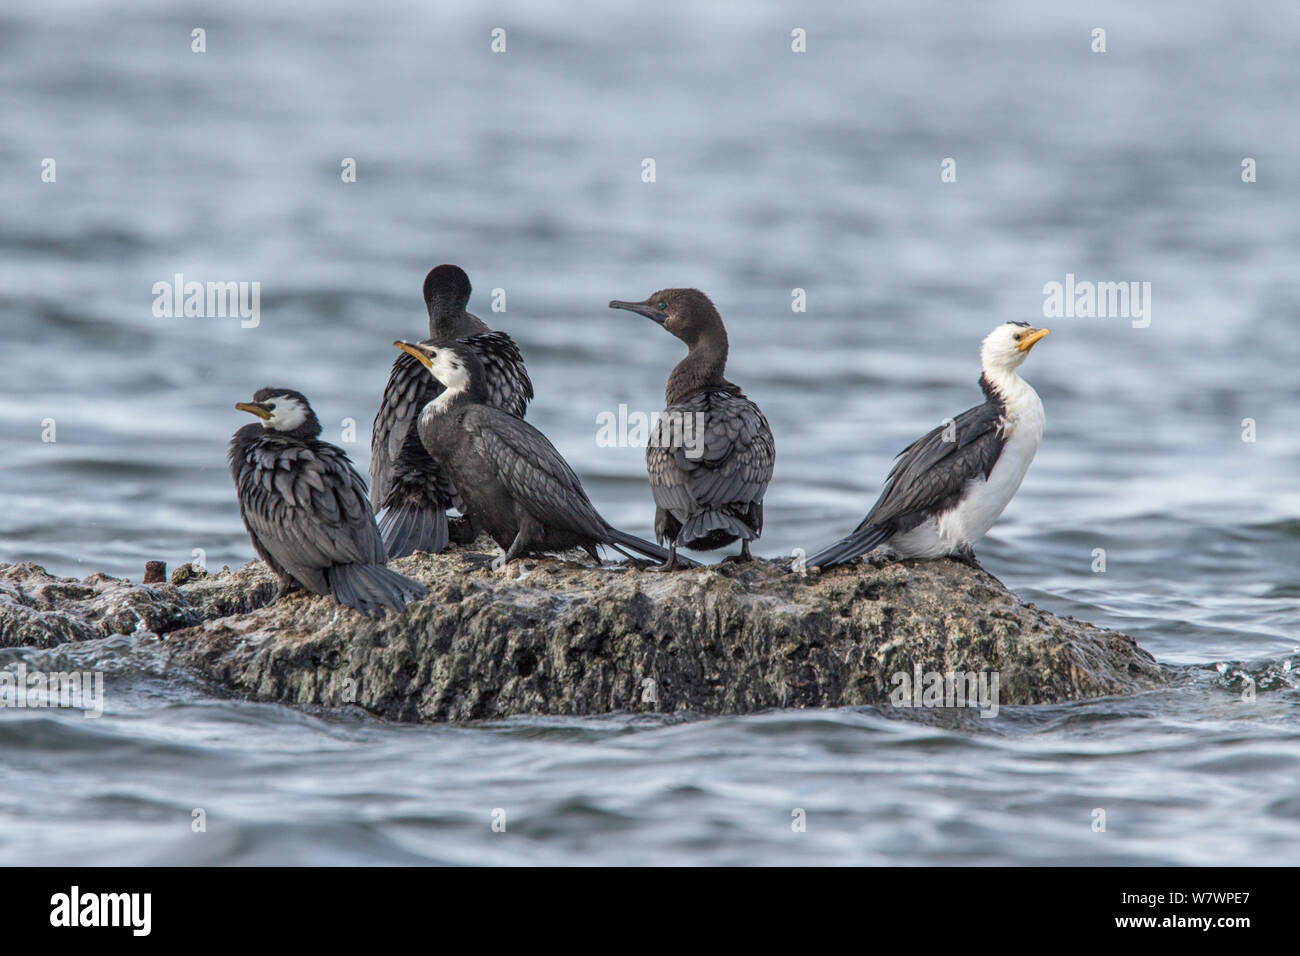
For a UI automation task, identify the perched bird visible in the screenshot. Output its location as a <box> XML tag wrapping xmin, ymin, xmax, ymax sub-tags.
<box><xmin>608</xmin><ymin>289</ymin><xmax>775</xmax><ymax>570</ymax></box>
<box><xmin>392</xmin><ymin>341</ymin><xmax>692</xmax><ymax>568</ymax></box>
<box><xmin>803</xmin><ymin>322</ymin><xmax>1050</xmax><ymax>571</ymax></box>
<box><xmin>370</xmin><ymin>264</ymin><xmax>533</xmax><ymax>558</ymax></box>
<box><xmin>230</xmin><ymin>388</ymin><xmax>427</xmax><ymax>617</ymax></box>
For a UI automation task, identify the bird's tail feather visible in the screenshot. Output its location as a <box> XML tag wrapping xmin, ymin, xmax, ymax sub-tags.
<box><xmin>378</xmin><ymin>499</ymin><xmax>448</xmax><ymax>559</ymax></box>
<box><xmin>803</xmin><ymin>526</ymin><xmax>891</xmax><ymax>570</ymax></box>
<box><xmin>679</xmin><ymin>510</ymin><xmax>757</xmax><ymax>544</ymax></box>
<box><xmin>328</xmin><ymin>563</ymin><xmax>428</xmax><ymax>618</ymax></box>
<box><xmin>604</xmin><ymin>528</ymin><xmax>701</xmax><ymax>568</ymax></box>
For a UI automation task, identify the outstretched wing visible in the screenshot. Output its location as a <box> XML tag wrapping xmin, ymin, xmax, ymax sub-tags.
<box><xmin>464</xmin><ymin>407</ymin><xmax>607</xmax><ymax>540</ymax></box>
<box><xmin>858</xmin><ymin>400</ymin><xmax>1005</xmax><ymax>532</ymax></box>
<box><xmin>646</xmin><ymin>389</ymin><xmax>775</xmax><ymax>520</ymax></box>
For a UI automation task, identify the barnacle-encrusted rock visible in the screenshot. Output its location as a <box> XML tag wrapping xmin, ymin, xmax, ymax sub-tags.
<box><xmin>0</xmin><ymin>549</ymin><xmax>1164</xmax><ymax>720</ymax></box>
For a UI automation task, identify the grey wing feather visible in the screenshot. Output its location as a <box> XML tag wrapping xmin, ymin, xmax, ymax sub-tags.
<box><xmin>237</xmin><ymin>440</ymin><xmax>387</xmax><ymax>577</ymax></box>
<box><xmin>647</xmin><ymin>390</ymin><xmax>775</xmax><ymax>519</ymax></box>
<box><xmin>463</xmin><ymin>330</ymin><xmax>533</xmax><ymax>418</ymax></box>
<box><xmin>465</xmin><ymin>407</ymin><xmax>608</xmax><ymax>540</ymax></box>
<box><xmin>369</xmin><ymin>351</ymin><xmax>438</xmax><ymax>510</ymax></box>
<box><xmin>371</xmin><ymin>331</ymin><xmax>531</xmax><ymax>512</ymax></box>
<box><xmin>859</xmin><ymin>401</ymin><xmax>1005</xmax><ymax>531</ymax></box>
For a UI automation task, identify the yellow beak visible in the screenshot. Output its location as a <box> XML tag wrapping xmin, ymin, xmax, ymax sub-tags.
<box><xmin>1017</xmin><ymin>327</ymin><xmax>1050</xmax><ymax>352</ymax></box>
<box><xmin>393</xmin><ymin>340</ymin><xmax>433</xmax><ymax>367</ymax></box>
<box><xmin>234</xmin><ymin>402</ymin><xmax>272</xmax><ymax>420</ymax></box>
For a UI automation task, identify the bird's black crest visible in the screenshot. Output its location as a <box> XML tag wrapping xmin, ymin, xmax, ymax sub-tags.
<box><xmin>252</xmin><ymin>386</ymin><xmax>311</xmax><ymax>406</ymax></box>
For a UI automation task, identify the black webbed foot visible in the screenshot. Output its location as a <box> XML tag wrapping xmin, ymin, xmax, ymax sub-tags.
<box><xmin>949</xmin><ymin>546</ymin><xmax>1003</xmax><ymax>583</ymax></box>
<box><xmin>722</xmin><ymin>540</ymin><xmax>754</xmax><ymax>564</ymax></box>
<box><xmin>646</xmin><ymin>543</ymin><xmax>689</xmax><ymax>572</ymax></box>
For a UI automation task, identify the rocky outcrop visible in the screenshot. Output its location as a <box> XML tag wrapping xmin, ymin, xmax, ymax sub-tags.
<box><xmin>0</xmin><ymin>548</ymin><xmax>1164</xmax><ymax>720</ymax></box>
<box><xmin>0</xmin><ymin>560</ymin><xmax>273</xmax><ymax>649</ymax></box>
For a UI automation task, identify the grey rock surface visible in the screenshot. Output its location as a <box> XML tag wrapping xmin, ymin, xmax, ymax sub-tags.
<box><xmin>0</xmin><ymin>549</ymin><xmax>1164</xmax><ymax>720</ymax></box>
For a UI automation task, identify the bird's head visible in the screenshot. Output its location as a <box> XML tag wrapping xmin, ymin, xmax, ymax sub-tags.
<box><xmin>393</xmin><ymin>340</ymin><xmax>485</xmax><ymax>402</ymax></box>
<box><xmin>609</xmin><ymin>288</ymin><xmax>725</xmax><ymax>349</ymax></box>
<box><xmin>235</xmin><ymin>388</ymin><xmax>321</xmax><ymax>437</ymax></box>
<box><xmin>422</xmin><ymin>264</ymin><xmax>472</xmax><ymax>325</ymax></box>
<box><xmin>980</xmin><ymin>321</ymin><xmax>1049</xmax><ymax>376</ymax></box>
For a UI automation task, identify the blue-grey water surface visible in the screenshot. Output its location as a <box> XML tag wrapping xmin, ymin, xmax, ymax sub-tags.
<box><xmin>1</xmin><ymin>0</ymin><xmax>1298</xmax><ymax>864</ymax></box>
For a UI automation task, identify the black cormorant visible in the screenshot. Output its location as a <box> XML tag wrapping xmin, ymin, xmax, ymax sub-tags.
<box><xmin>608</xmin><ymin>289</ymin><xmax>775</xmax><ymax>570</ymax></box>
<box><xmin>231</xmin><ymin>388</ymin><xmax>427</xmax><ymax>616</ymax></box>
<box><xmin>370</xmin><ymin>265</ymin><xmax>533</xmax><ymax>558</ymax></box>
<box><xmin>392</xmin><ymin>341</ymin><xmax>693</xmax><ymax>568</ymax></box>
<box><xmin>803</xmin><ymin>322</ymin><xmax>1049</xmax><ymax>571</ymax></box>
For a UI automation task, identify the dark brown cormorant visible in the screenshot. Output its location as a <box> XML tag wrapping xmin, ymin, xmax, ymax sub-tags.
<box><xmin>803</xmin><ymin>323</ymin><xmax>1049</xmax><ymax>571</ymax></box>
<box><xmin>608</xmin><ymin>289</ymin><xmax>775</xmax><ymax>570</ymax></box>
<box><xmin>391</xmin><ymin>342</ymin><xmax>693</xmax><ymax>568</ymax></box>
<box><xmin>231</xmin><ymin>388</ymin><xmax>427</xmax><ymax>617</ymax></box>
<box><xmin>370</xmin><ymin>265</ymin><xmax>533</xmax><ymax>558</ymax></box>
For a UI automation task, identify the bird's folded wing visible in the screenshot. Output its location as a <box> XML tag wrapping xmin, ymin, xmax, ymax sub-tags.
<box><xmin>463</xmin><ymin>330</ymin><xmax>534</xmax><ymax>418</ymax></box>
<box><xmin>239</xmin><ymin>442</ymin><xmax>386</xmax><ymax>569</ymax></box>
<box><xmin>647</xmin><ymin>392</ymin><xmax>775</xmax><ymax>514</ymax></box>
<box><xmin>464</xmin><ymin>407</ymin><xmax>607</xmax><ymax>540</ymax></box>
<box><xmin>369</xmin><ymin>350</ymin><xmax>438</xmax><ymax>510</ymax></box>
<box><xmin>861</xmin><ymin>401</ymin><xmax>1005</xmax><ymax>529</ymax></box>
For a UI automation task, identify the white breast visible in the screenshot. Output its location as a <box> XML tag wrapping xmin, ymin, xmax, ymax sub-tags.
<box><xmin>890</xmin><ymin>380</ymin><xmax>1044</xmax><ymax>559</ymax></box>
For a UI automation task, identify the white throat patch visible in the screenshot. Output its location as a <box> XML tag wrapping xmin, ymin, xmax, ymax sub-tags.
<box><xmin>265</xmin><ymin>396</ymin><xmax>308</xmax><ymax>431</ymax></box>
<box><xmin>980</xmin><ymin>326</ymin><xmax>1029</xmax><ymax>377</ymax></box>
<box><xmin>429</xmin><ymin>353</ymin><xmax>471</xmax><ymax>412</ymax></box>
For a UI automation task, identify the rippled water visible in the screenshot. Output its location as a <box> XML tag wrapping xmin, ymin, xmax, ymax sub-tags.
<box><xmin>1</xmin><ymin>0</ymin><xmax>1298</xmax><ymax>864</ymax></box>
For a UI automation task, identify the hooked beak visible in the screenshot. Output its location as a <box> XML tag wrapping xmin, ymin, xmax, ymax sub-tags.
<box><xmin>393</xmin><ymin>340</ymin><xmax>434</xmax><ymax>367</ymax></box>
<box><xmin>234</xmin><ymin>401</ymin><xmax>273</xmax><ymax>420</ymax></box>
<box><xmin>1017</xmin><ymin>327</ymin><xmax>1050</xmax><ymax>352</ymax></box>
<box><xmin>608</xmin><ymin>300</ymin><xmax>665</xmax><ymax>326</ymax></box>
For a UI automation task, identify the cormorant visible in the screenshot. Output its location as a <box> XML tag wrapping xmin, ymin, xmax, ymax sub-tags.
<box><xmin>608</xmin><ymin>289</ymin><xmax>775</xmax><ymax>570</ymax></box>
<box><xmin>392</xmin><ymin>341</ymin><xmax>693</xmax><ymax>568</ymax></box>
<box><xmin>802</xmin><ymin>322</ymin><xmax>1049</xmax><ymax>571</ymax></box>
<box><xmin>231</xmin><ymin>388</ymin><xmax>428</xmax><ymax>617</ymax></box>
<box><xmin>370</xmin><ymin>265</ymin><xmax>533</xmax><ymax>558</ymax></box>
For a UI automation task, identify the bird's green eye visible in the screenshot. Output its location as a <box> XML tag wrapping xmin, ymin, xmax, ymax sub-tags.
<box><xmin>657</xmin><ymin>302</ymin><xmax>667</xmax><ymax>311</ymax></box>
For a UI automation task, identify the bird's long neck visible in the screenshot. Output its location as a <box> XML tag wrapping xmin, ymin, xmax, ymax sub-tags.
<box><xmin>427</xmin><ymin>303</ymin><xmax>468</xmax><ymax>340</ymax></box>
<box><xmin>426</xmin><ymin>370</ymin><xmax>488</xmax><ymax>416</ymax></box>
<box><xmin>418</xmin><ymin>386</ymin><xmax>466</xmax><ymax>465</ymax></box>
<box><xmin>980</xmin><ymin>365</ymin><xmax>1043</xmax><ymax>447</ymax></box>
<box><xmin>666</xmin><ymin>331</ymin><xmax>729</xmax><ymax>405</ymax></box>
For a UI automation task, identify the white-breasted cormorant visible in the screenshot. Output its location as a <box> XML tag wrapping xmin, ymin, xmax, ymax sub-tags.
<box><xmin>608</xmin><ymin>289</ymin><xmax>775</xmax><ymax>570</ymax></box>
<box><xmin>392</xmin><ymin>341</ymin><xmax>694</xmax><ymax>568</ymax></box>
<box><xmin>370</xmin><ymin>265</ymin><xmax>533</xmax><ymax>558</ymax></box>
<box><xmin>231</xmin><ymin>388</ymin><xmax>428</xmax><ymax>616</ymax></box>
<box><xmin>803</xmin><ymin>322</ymin><xmax>1049</xmax><ymax>571</ymax></box>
